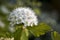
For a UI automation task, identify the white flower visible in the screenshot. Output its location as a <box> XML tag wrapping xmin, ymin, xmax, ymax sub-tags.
<box><xmin>8</xmin><ymin>7</ymin><xmax>38</xmax><ymax>27</ymax></box>
<box><xmin>0</xmin><ymin>37</ymin><xmax>14</xmax><ymax>40</ymax></box>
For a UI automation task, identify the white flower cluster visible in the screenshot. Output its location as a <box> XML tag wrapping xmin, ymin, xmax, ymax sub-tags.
<box><xmin>8</xmin><ymin>7</ymin><xmax>38</xmax><ymax>27</ymax></box>
<box><xmin>0</xmin><ymin>37</ymin><xmax>14</xmax><ymax>40</ymax></box>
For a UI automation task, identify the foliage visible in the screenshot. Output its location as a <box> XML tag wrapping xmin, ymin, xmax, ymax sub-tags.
<box><xmin>51</xmin><ymin>31</ymin><xmax>60</xmax><ymax>40</ymax></box>
<box><xmin>13</xmin><ymin>22</ymin><xmax>51</xmax><ymax>40</ymax></box>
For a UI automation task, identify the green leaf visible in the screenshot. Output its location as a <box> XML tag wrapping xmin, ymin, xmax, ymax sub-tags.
<box><xmin>27</xmin><ymin>22</ymin><xmax>51</xmax><ymax>37</ymax></box>
<box><xmin>51</xmin><ymin>31</ymin><xmax>60</xmax><ymax>40</ymax></box>
<box><xmin>14</xmin><ymin>27</ymin><xmax>29</xmax><ymax>40</ymax></box>
<box><xmin>14</xmin><ymin>28</ymin><xmax>22</xmax><ymax>40</ymax></box>
<box><xmin>20</xmin><ymin>28</ymin><xmax>29</xmax><ymax>40</ymax></box>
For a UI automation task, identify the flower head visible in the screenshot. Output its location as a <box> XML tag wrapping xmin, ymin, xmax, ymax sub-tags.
<box><xmin>8</xmin><ymin>7</ymin><xmax>38</xmax><ymax>27</ymax></box>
